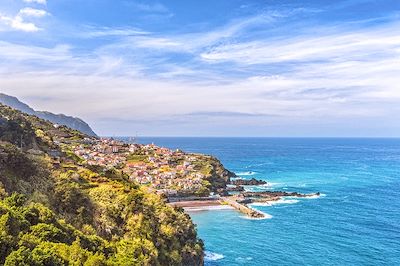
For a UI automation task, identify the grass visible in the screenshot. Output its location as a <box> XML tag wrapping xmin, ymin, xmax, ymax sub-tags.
<box><xmin>126</xmin><ymin>154</ymin><xmax>147</xmax><ymax>163</ymax></box>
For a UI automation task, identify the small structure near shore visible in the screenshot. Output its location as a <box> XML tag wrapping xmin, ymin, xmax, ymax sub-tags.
<box><xmin>221</xmin><ymin>197</ymin><xmax>265</xmax><ymax>218</ymax></box>
<box><xmin>221</xmin><ymin>190</ymin><xmax>320</xmax><ymax>218</ymax></box>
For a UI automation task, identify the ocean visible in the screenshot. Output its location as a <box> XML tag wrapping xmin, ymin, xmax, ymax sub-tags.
<box><xmin>134</xmin><ymin>137</ymin><xmax>400</xmax><ymax>266</ymax></box>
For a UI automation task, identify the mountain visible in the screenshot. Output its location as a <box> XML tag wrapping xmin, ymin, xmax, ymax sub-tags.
<box><xmin>0</xmin><ymin>93</ymin><xmax>97</xmax><ymax>136</ymax></box>
<box><xmin>0</xmin><ymin>103</ymin><xmax>204</xmax><ymax>265</ymax></box>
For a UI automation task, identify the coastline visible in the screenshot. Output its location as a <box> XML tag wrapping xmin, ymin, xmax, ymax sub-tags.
<box><xmin>168</xmin><ymin>199</ymin><xmax>234</xmax><ymax>212</ymax></box>
<box><xmin>168</xmin><ymin>191</ymin><xmax>321</xmax><ymax>218</ymax></box>
<box><xmin>145</xmin><ymin>138</ymin><xmax>400</xmax><ymax>265</ymax></box>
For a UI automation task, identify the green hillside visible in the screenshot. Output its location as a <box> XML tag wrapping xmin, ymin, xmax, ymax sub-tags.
<box><xmin>0</xmin><ymin>104</ymin><xmax>203</xmax><ymax>265</ymax></box>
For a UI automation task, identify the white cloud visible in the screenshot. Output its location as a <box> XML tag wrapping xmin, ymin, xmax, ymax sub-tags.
<box><xmin>23</xmin><ymin>0</ymin><xmax>47</xmax><ymax>5</ymax></box>
<box><xmin>0</xmin><ymin>13</ymin><xmax>40</xmax><ymax>32</ymax></box>
<box><xmin>10</xmin><ymin>16</ymin><xmax>40</xmax><ymax>32</ymax></box>
<box><xmin>83</xmin><ymin>27</ymin><xmax>149</xmax><ymax>38</ymax></box>
<box><xmin>19</xmin><ymin>7</ymin><xmax>48</xmax><ymax>17</ymax></box>
<box><xmin>200</xmin><ymin>27</ymin><xmax>400</xmax><ymax>64</ymax></box>
<box><xmin>0</xmin><ymin>7</ymin><xmax>48</xmax><ymax>32</ymax></box>
<box><xmin>0</xmin><ymin>41</ymin><xmax>71</xmax><ymax>61</ymax></box>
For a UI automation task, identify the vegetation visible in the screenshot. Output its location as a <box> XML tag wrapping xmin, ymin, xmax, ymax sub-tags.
<box><xmin>0</xmin><ymin>104</ymin><xmax>204</xmax><ymax>265</ymax></box>
<box><xmin>126</xmin><ymin>154</ymin><xmax>148</xmax><ymax>163</ymax></box>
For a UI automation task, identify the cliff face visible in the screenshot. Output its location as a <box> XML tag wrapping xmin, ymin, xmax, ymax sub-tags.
<box><xmin>0</xmin><ymin>93</ymin><xmax>97</xmax><ymax>137</ymax></box>
<box><xmin>0</xmin><ymin>104</ymin><xmax>204</xmax><ymax>265</ymax></box>
<box><xmin>203</xmin><ymin>155</ymin><xmax>236</xmax><ymax>191</ymax></box>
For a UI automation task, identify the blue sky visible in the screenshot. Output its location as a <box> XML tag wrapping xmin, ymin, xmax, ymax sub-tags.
<box><xmin>0</xmin><ymin>0</ymin><xmax>400</xmax><ymax>136</ymax></box>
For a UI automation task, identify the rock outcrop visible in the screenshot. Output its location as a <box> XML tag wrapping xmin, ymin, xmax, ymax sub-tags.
<box><xmin>231</xmin><ymin>178</ymin><xmax>267</xmax><ymax>186</ymax></box>
<box><xmin>241</xmin><ymin>191</ymin><xmax>320</xmax><ymax>199</ymax></box>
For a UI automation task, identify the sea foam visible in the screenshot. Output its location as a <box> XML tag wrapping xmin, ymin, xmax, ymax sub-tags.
<box><xmin>204</xmin><ymin>251</ymin><xmax>224</xmax><ymax>261</ymax></box>
<box><xmin>236</xmin><ymin>171</ymin><xmax>256</xmax><ymax>176</ymax></box>
<box><xmin>235</xmin><ymin>257</ymin><xmax>253</xmax><ymax>262</ymax></box>
<box><xmin>250</xmin><ymin>198</ymin><xmax>300</xmax><ymax>206</ymax></box>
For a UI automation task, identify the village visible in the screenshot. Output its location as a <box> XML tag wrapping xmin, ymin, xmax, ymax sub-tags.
<box><xmin>34</xmin><ymin>125</ymin><xmax>323</xmax><ymax>220</ymax></box>
<box><xmin>71</xmin><ymin>137</ymin><xmax>210</xmax><ymax>196</ymax></box>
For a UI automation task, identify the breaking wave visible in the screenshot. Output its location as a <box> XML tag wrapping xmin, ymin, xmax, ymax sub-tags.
<box><xmin>205</xmin><ymin>251</ymin><xmax>224</xmax><ymax>261</ymax></box>
<box><xmin>236</xmin><ymin>171</ymin><xmax>257</xmax><ymax>176</ymax></box>
<box><xmin>250</xmin><ymin>198</ymin><xmax>300</xmax><ymax>206</ymax></box>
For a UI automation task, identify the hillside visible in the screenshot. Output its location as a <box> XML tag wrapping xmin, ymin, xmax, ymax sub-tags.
<box><xmin>0</xmin><ymin>103</ymin><xmax>204</xmax><ymax>265</ymax></box>
<box><xmin>0</xmin><ymin>93</ymin><xmax>97</xmax><ymax>137</ymax></box>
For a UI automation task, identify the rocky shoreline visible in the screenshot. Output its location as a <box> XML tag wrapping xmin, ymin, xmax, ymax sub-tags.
<box><xmin>239</xmin><ymin>191</ymin><xmax>321</xmax><ymax>203</ymax></box>
<box><xmin>167</xmin><ymin>175</ymin><xmax>321</xmax><ymax>219</ymax></box>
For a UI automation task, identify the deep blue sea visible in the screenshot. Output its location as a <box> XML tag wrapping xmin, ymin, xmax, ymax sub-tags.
<box><xmin>135</xmin><ymin>138</ymin><xmax>400</xmax><ymax>266</ymax></box>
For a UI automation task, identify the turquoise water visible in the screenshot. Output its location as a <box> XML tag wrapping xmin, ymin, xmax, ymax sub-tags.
<box><xmin>136</xmin><ymin>138</ymin><xmax>400</xmax><ymax>265</ymax></box>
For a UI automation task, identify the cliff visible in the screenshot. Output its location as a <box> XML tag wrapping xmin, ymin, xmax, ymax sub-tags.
<box><xmin>199</xmin><ymin>155</ymin><xmax>236</xmax><ymax>192</ymax></box>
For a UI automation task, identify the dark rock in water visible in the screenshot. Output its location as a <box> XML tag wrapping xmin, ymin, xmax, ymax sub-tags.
<box><xmin>0</xmin><ymin>93</ymin><xmax>97</xmax><ymax>136</ymax></box>
<box><xmin>231</xmin><ymin>178</ymin><xmax>267</xmax><ymax>186</ymax></box>
<box><xmin>226</xmin><ymin>185</ymin><xmax>245</xmax><ymax>192</ymax></box>
<box><xmin>250</xmin><ymin>211</ymin><xmax>265</xmax><ymax>218</ymax></box>
<box><xmin>241</xmin><ymin>191</ymin><xmax>320</xmax><ymax>198</ymax></box>
<box><xmin>237</xmin><ymin>198</ymin><xmax>252</xmax><ymax>204</ymax></box>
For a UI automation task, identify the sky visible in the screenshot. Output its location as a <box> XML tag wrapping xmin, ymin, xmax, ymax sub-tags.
<box><xmin>0</xmin><ymin>0</ymin><xmax>400</xmax><ymax>137</ymax></box>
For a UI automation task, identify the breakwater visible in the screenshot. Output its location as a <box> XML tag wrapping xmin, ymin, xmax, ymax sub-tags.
<box><xmin>221</xmin><ymin>197</ymin><xmax>265</xmax><ymax>218</ymax></box>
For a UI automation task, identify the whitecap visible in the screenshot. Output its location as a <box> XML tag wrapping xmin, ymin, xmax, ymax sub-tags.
<box><xmin>250</xmin><ymin>198</ymin><xmax>299</xmax><ymax>207</ymax></box>
<box><xmin>204</xmin><ymin>251</ymin><xmax>224</xmax><ymax>261</ymax></box>
<box><xmin>243</xmin><ymin>186</ymin><xmax>269</xmax><ymax>192</ymax></box>
<box><xmin>254</xmin><ymin>183</ymin><xmax>275</xmax><ymax>188</ymax></box>
<box><xmin>244</xmin><ymin>182</ymin><xmax>280</xmax><ymax>192</ymax></box>
<box><xmin>236</xmin><ymin>171</ymin><xmax>256</xmax><ymax>176</ymax></box>
<box><xmin>235</xmin><ymin>257</ymin><xmax>253</xmax><ymax>262</ymax></box>
<box><xmin>266</xmin><ymin>182</ymin><xmax>283</xmax><ymax>188</ymax></box>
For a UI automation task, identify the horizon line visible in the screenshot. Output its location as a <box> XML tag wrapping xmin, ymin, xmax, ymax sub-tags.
<box><xmin>104</xmin><ymin>136</ymin><xmax>400</xmax><ymax>139</ymax></box>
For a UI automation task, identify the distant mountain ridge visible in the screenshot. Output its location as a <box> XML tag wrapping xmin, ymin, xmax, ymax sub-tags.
<box><xmin>0</xmin><ymin>93</ymin><xmax>97</xmax><ymax>136</ymax></box>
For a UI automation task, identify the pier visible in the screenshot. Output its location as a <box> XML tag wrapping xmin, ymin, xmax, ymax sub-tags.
<box><xmin>221</xmin><ymin>196</ymin><xmax>265</xmax><ymax>218</ymax></box>
<box><xmin>167</xmin><ymin>196</ymin><xmax>266</xmax><ymax>218</ymax></box>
